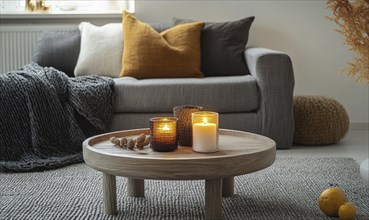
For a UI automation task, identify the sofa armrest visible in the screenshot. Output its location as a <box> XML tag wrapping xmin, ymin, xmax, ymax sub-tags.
<box><xmin>245</xmin><ymin>47</ymin><xmax>295</xmax><ymax>149</ymax></box>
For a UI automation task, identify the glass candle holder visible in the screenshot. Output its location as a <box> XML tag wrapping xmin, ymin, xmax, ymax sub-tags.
<box><xmin>150</xmin><ymin>117</ymin><xmax>178</xmax><ymax>152</ymax></box>
<box><xmin>173</xmin><ymin>105</ymin><xmax>203</xmax><ymax>147</ymax></box>
<box><xmin>192</xmin><ymin>112</ymin><xmax>219</xmax><ymax>153</ymax></box>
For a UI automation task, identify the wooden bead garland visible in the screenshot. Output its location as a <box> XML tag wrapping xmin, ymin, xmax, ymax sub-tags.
<box><xmin>109</xmin><ymin>133</ymin><xmax>150</xmax><ymax>150</ymax></box>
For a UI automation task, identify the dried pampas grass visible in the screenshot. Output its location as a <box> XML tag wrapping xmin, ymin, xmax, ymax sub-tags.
<box><xmin>327</xmin><ymin>0</ymin><xmax>369</xmax><ymax>84</ymax></box>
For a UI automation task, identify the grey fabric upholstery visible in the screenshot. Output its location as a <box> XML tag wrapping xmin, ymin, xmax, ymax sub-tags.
<box><xmin>113</xmin><ymin>75</ymin><xmax>259</xmax><ymax>113</ymax></box>
<box><xmin>149</xmin><ymin>23</ymin><xmax>173</xmax><ymax>32</ymax></box>
<box><xmin>111</xmin><ymin>112</ymin><xmax>260</xmax><ymax>134</ymax></box>
<box><xmin>245</xmin><ymin>47</ymin><xmax>295</xmax><ymax>149</ymax></box>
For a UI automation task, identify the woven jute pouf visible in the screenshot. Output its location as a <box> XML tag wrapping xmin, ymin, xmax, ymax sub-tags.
<box><xmin>293</xmin><ymin>96</ymin><xmax>349</xmax><ymax>145</ymax></box>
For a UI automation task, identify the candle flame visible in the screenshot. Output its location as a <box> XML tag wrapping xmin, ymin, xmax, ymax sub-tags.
<box><xmin>162</xmin><ymin>124</ymin><xmax>170</xmax><ymax>130</ymax></box>
<box><xmin>203</xmin><ymin>117</ymin><xmax>208</xmax><ymax>124</ymax></box>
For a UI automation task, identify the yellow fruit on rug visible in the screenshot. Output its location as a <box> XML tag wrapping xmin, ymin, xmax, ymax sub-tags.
<box><xmin>338</xmin><ymin>203</ymin><xmax>356</xmax><ymax>220</ymax></box>
<box><xmin>319</xmin><ymin>187</ymin><xmax>348</xmax><ymax>217</ymax></box>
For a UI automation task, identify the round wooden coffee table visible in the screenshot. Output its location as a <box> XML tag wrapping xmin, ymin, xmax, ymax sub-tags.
<box><xmin>83</xmin><ymin>128</ymin><xmax>276</xmax><ymax>220</ymax></box>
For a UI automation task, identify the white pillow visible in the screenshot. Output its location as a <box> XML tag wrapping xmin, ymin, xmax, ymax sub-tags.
<box><xmin>74</xmin><ymin>22</ymin><xmax>123</xmax><ymax>78</ymax></box>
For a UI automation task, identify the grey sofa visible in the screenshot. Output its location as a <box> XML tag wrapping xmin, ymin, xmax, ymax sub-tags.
<box><xmin>32</xmin><ymin>26</ymin><xmax>295</xmax><ymax>149</ymax></box>
<box><xmin>111</xmin><ymin>48</ymin><xmax>295</xmax><ymax>149</ymax></box>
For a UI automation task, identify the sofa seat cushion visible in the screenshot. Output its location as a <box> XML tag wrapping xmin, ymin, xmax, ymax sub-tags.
<box><xmin>113</xmin><ymin>75</ymin><xmax>258</xmax><ymax>113</ymax></box>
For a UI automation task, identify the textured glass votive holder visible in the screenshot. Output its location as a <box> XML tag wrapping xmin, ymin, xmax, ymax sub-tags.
<box><xmin>173</xmin><ymin>105</ymin><xmax>203</xmax><ymax>146</ymax></box>
<box><xmin>192</xmin><ymin>111</ymin><xmax>219</xmax><ymax>153</ymax></box>
<box><xmin>150</xmin><ymin>117</ymin><xmax>178</xmax><ymax>152</ymax></box>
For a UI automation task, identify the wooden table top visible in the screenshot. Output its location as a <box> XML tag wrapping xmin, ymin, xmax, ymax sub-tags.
<box><xmin>83</xmin><ymin>128</ymin><xmax>276</xmax><ymax>180</ymax></box>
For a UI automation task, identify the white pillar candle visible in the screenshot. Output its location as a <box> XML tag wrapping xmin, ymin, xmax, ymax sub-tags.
<box><xmin>192</xmin><ymin>112</ymin><xmax>219</xmax><ymax>153</ymax></box>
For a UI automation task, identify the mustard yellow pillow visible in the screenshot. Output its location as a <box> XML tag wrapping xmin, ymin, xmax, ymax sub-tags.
<box><xmin>120</xmin><ymin>12</ymin><xmax>205</xmax><ymax>79</ymax></box>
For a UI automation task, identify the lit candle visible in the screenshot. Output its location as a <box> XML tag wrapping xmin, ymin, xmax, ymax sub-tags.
<box><xmin>192</xmin><ymin>112</ymin><xmax>219</xmax><ymax>153</ymax></box>
<box><xmin>150</xmin><ymin>117</ymin><xmax>178</xmax><ymax>152</ymax></box>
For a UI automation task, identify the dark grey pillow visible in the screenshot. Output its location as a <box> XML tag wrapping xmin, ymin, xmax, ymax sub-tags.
<box><xmin>174</xmin><ymin>17</ymin><xmax>255</xmax><ymax>77</ymax></box>
<box><xmin>32</xmin><ymin>29</ymin><xmax>81</xmax><ymax>77</ymax></box>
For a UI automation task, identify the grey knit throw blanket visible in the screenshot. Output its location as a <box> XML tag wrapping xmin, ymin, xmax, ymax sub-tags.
<box><xmin>0</xmin><ymin>63</ymin><xmax>114</xmax><ymax>172</ymax></box>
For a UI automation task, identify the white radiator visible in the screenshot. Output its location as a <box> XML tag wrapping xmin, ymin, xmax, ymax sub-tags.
<box><xmin>0</xmin><ymin>25</ymin><xmax>76</xmax><ymax>73</ymax></box>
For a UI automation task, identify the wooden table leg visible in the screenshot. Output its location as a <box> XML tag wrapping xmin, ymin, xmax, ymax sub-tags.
<box><xmin>103</xmin><ymin>173</ymin><xmax>117</xmax><ymax>215</ymax></box>
<box><xmin>127</xmin><ymin>178</ymin><xmax>145</xmax><ymax>197</ymax></box>
<box><xmin>205</xmin><ymin>178</ymin><xmax>222</xmax><ymax>220</ymax></box>
<box><xmin>222</xmin><ymin>176</ymin><xmax>234</xmax><ymax>197</ymax></box>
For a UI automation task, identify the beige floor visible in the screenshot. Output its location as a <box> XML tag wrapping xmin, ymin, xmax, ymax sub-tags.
<box><xmin>277</xmin><ymin>130</ymin><xmax>369</xmax><ymax>164</ymax></box>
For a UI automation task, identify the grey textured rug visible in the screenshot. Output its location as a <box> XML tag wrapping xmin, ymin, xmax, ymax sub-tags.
<box><xmin>1</xmin><ymin>158</ymin><xmax>368</xmax><ymax>220</ymax></box>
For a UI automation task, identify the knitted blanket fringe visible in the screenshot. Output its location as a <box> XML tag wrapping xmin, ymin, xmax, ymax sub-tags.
<box><xmin>0</xmin><ymin>63</ymin><xmax>114</xmax><ymax>172</ymax></box>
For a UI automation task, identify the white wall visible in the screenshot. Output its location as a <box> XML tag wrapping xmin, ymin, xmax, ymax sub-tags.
<box><xmin>135</xmin><ymin>0</ymin><xmax>368</xmax><ymax>125</ymax></box>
